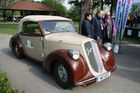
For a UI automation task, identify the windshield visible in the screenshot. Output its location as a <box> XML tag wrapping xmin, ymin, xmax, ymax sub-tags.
<box><xmin>40</xmin><ymin>21</ymin><xmax>76</xmax><ymax>34</ymax></box>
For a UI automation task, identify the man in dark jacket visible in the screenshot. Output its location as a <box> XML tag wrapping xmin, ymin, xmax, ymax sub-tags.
<box><xmin>91</xmin><ymin>10</ymin><xmax>104</xmax><ymax>40</ymax></box>
<box><xmin>81</xmin><ymin>12</ymin><xmax>94</xmax><ymax>38</ymax></box>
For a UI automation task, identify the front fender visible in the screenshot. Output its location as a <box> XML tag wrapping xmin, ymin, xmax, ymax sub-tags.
<box><xmin>98</xmin><ymin>45</ymin><xmax>116</xmax><ymax>71</ymax></box>
<box><xmin>43</xmin><ymin>49</ymin><xmax>93</xmax><ymax>83</ymax></box>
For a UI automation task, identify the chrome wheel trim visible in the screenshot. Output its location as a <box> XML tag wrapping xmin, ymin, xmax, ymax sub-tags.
<box><xmin>57</xmin><ymin>64</ymin><xmax>68</xmax><ymax>82</ymax></box>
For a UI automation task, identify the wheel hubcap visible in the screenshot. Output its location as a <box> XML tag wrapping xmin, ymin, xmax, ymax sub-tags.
<box><xmin>57</xmin><ymin>64</ymin><xmax>68</xmax><ymax>82</ymax></box>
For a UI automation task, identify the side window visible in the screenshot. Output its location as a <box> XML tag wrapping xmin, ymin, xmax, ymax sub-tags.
<box><xmin>22</xmin><ymin>22</ymin><xmax>42</xmax><ymax>35</ymax></box>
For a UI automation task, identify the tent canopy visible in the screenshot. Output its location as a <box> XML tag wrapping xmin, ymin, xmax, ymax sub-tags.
<box><xmin>133</xmin><ymin>0</ymin><xmax>140</xmax><ymax>5</ymax></box>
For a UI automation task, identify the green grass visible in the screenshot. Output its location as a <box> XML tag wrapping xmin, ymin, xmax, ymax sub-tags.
<box><xmin>0</xmin><ymin>23</ymin><xmax>18</xmax><ymax>35</ymax></box>
<box><xmin>0</xmin><ymin>70</ymin><xmax>20</xmax><ymax>93</ymax></box>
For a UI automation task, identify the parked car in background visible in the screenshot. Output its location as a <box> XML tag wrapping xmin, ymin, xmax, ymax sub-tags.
<box><xmin>9</xmin><ymin>15</ymin><xmax>116</xmax><ymax>89</ymax></box>
<box><xmin>7</xmin><ymin>16</ymin><xmax>22</xmax><ymax>22</ymax></box>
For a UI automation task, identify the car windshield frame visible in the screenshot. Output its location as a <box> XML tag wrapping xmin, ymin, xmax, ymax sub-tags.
<box><xmin>39</xmin><ymin>20</ymin><xmax>76</xmax><ymax>35</ymax></box>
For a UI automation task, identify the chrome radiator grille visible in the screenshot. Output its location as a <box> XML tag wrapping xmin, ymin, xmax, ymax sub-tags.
<box><xmin>84</xmin><ymin>41</ymin><xmax>102</xmax><ymax>73</ymax></box>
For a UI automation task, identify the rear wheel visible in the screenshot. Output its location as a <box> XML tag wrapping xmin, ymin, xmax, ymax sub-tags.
<box><xmin>53</xmin><ymin>61</ymin><xmax>73</xmax><ymax>89</ymax></box>
<box><xmin>12</xmin><ymin>42</ymin><xmax>24</xmax><ymax>59</ymax></box>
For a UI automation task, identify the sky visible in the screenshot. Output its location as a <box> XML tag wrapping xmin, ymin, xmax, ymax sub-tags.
<box><xmin>34</xmin><ymin>0</ymin><xmax>71</xmax><ymax>9</ymax></box>
<box><xmin>63</xmin><ymin>0</ymin><xmax>71</xmax><ymax>9</ymax></box>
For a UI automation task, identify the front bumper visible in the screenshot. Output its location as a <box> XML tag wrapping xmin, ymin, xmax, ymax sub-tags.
<box><xmin>75</xmin><ymin>77</ymin><xmax>96</xmax><ymax>86</ymax></box>
<box><xmin>75</xmin><ymin>65</ymin><xmax>116</xmax><ymax>86</ymax></box>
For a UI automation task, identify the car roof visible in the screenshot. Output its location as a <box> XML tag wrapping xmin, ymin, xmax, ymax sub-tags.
<box><xmin>19</xmin><ymin>15</ymin><xmax>72</xmax><ymax>32</ymax></box>
<box><xmin>20</xmin><ymin>15</ymin><xmax>72</xmax><ymax>22</ymax></box>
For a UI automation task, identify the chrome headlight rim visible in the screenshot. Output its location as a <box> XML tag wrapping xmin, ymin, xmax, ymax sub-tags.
<box><xmin>68</xmin><ymin>49</ymin><xmax>80</xmax><ymax>60</ymax></box>
<box><xmin>103</xmin><ymin>42</ymin><xmax>112</xmax><ymax>51</ymax></box>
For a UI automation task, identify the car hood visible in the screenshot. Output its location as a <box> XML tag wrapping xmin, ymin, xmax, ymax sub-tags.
<box><xmin>45</xmin><ymin>32</ymin><xmax>93</xmax><ymax>45</ymax></box>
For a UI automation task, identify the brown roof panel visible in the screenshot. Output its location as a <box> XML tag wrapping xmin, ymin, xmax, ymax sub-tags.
<box><xmin>7</xmin><ymin>1</ymin><xmax>56</xmax><ymax>11</ymax></box>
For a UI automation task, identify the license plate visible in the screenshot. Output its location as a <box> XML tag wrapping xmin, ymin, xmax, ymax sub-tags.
<box><xmin>96</xmin><ymin>72</ymin><xmax>111</xmax><ymax>83</ymax></box>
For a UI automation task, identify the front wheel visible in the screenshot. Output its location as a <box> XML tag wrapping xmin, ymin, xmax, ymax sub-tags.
<box><xmin>53</xmin><ymin>61</ymin><xmax>73</xmax><ymax>89</ymax></box>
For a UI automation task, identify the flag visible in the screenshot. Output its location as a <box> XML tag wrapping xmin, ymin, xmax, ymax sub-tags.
<box><xmin>115</xmin><ymin>0</ymin><xmax>122</xmax><ymax>30</ymax></box>
<box><xmin>121</xmin><ymin>0</ymin><xmax>134</xmax><ymax>39</ymax></box>
<box><xmin>114</xmin><ymin>0</ymin><xmax>135</xmax><ymax>53</ymax></box>
<box><xmin>114</xmin><ymin>0</ymin><xmax>123</xmax><ymax>44</ymax></box>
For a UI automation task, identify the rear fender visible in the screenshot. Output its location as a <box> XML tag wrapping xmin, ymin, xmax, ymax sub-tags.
<box><xmin>9</xmin><ymin>33</ymin><xmax>23</xmax><ymax>53</ymax></box>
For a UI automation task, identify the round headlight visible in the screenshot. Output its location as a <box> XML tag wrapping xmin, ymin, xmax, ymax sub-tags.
<box><xmin>103</xmin><ymin>42</ymin><xmax>112</xmax><ymax>51</ymax></box>
<box><xmin>68</xmin><ymin>49</ymin><xmax>80</xmax><ymax>60</ymax></box>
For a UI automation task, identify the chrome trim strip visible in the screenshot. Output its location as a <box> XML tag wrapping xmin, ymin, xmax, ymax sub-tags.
<box><xmin>75</xmin><ymin>77</ymin><xmax>96</xmax><ymax>86</ymax></box>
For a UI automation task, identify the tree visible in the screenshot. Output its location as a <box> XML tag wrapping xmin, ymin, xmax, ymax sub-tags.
<box><xmin>42</xmin><ymin>0</ymin><xmax>67</xmax><ymax>16</ymax></box>
<box><xmin>0</xmin><ymin>0</ymin><xmax>34</xmax><ymax>8</ymax></box>
<box><xmin>69</xmin><ymin>0</ymin><xmax>91</xmax><ymax>32</ymax></box>
<box><xmin>67</xmin><ymin>6</ymin><xmax>80</xmax><ymax>21</ymax></box>
<box><xmin>80</xmin><ymin>0</ymin><xmax>91</xmax><ymax>31</ymax></box>
<box><xmin>0</xmin><ymin>0</ymin><xmax>16</xmax><ymax>8</ymax></box>
<box><xmin>57</xmin><ymin>0</ymin><xmax>65</xmax><ymax>4</ymax></box>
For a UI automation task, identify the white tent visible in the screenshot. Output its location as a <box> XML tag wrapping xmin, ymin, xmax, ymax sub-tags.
<box><xmin>133</xmin><ymin>0</ymin><xmax>140</xmax><ymax>11</ymax></box>
<box><xmin>134</xmin><ymin>0</ymin><xmax>140</xmax><ymax>4</ymax></box>
<box><xmin>133</xmin><ymin>0</ymin><xmax>140</xmax><ymax>5</ymax></box>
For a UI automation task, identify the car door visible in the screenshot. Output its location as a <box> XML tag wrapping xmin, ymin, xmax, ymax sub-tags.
<box><xmin>20</xmin><ymin>21</ymin><xmax>44</xmax><ymax>62</ymax></box>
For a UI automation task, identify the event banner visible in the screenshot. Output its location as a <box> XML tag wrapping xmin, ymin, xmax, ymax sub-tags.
<box><xmin>115</xmin><ymin>0</ymin><xmax>134</xmax><ymax>40</ymax></box>
<box><xmin>115</xmin><ymin>0</ymin><xmax>122</xmax><ymax>30</ymax></box>
<box><xmin>121</xmin><ymin>0</ymin><xmax>134</xmax><ymax>39</ymax></box>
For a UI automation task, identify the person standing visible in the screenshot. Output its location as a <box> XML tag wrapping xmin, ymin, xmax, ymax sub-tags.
<box><xmin>103</xmin><ymin>11</ymin><xmax>116</xmax><ymax>43</ymax></box>
<box><xmin>81</xmin><ymin>12</ymin><xmax>94</xmax><ymax>38</ymax></box>
<box><xmin>91</xmin><ymin>10</ymin><xmax>104</xmax><ymax>41</ymax></box>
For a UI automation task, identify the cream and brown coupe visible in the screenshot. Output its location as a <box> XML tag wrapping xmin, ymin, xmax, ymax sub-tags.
<box><xmin>9</xmin><ymin>15</ymin><xmax>116</xmax><ymax>89</ymax></box>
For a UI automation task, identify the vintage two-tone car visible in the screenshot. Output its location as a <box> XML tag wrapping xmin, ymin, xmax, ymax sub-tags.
<box><xmin>9</xmin><ymin>15</ymin><xmax>116</xmax><ymax>89</ymax></box>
